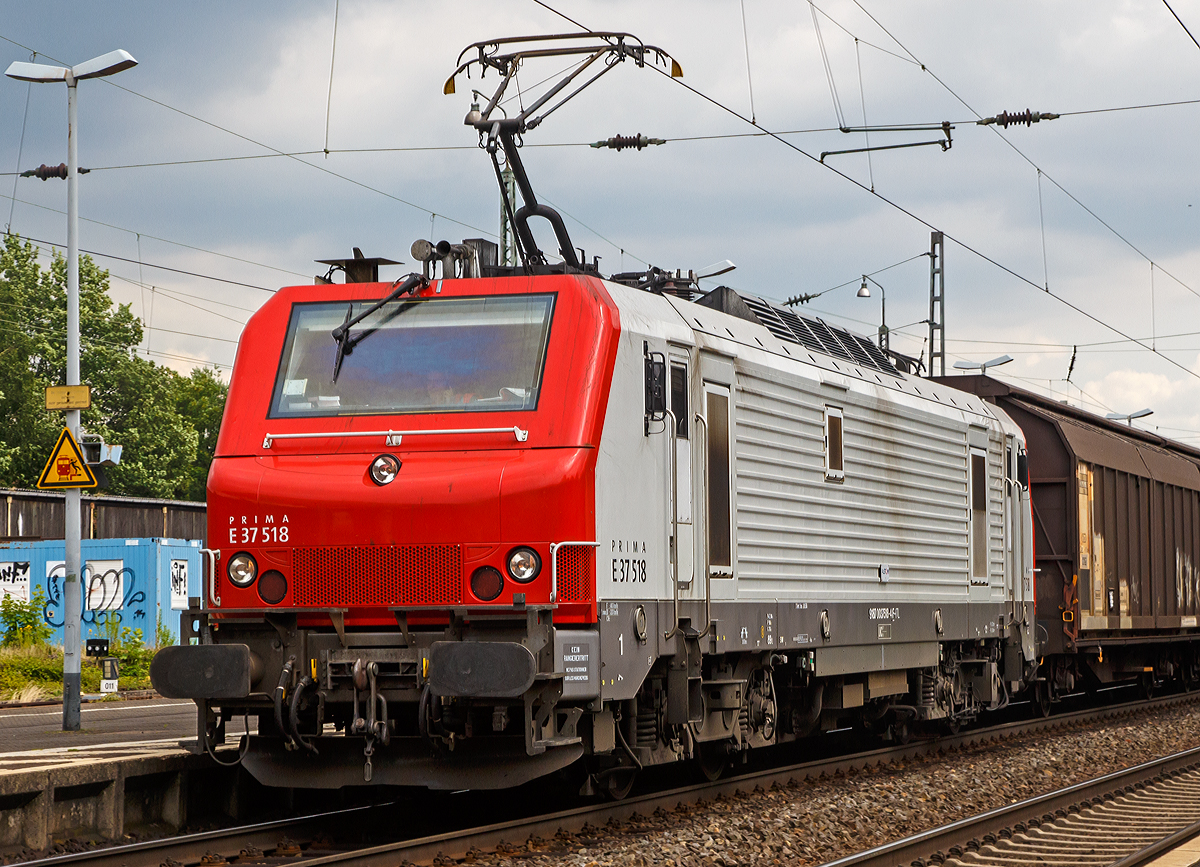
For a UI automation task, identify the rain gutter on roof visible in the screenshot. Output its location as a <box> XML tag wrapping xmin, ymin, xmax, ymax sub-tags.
<box><xmin>1032</xmin><ymin>405</ymin><xmax>1200</xmax><ymax>491</ymax></box>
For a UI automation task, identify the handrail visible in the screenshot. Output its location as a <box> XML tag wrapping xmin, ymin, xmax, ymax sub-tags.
<box><xmin>201</xmin><ymin>547</ymin><xmax>221</xmax><ymax>607</ymax></box>
<box><xmin>694</xmin><ymin>412</ymin><xmax>714</xmax><ymax>639</ymax></box>
<box><xmin>548</xmin><ymin>541</ymin><xmax>602</xmax><ymax>603</ymax></box>
<box><xmin>262</xmin><ymin>426</ymin><xmax>528</xmax><ymax>449</ymax></box>
<box><xmin>663</xmin><ymin>408</ymin><xmax>681</xmax><ymax>640</ymax></box>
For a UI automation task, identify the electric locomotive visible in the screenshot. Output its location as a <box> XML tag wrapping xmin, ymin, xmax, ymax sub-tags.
<box><xmin>152</xmin><ymin>33</ymin><xmax>1043</xmax><ymax>792</ymax></box>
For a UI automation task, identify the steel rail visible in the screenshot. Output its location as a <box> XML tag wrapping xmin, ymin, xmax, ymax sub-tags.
<box><xmin>1113</xmin><ymin>815</ymin><xmax>1200</xmax><ymax>867</ymax></box>
<box><xmin>18</xmin><ymin>691</ymin><xmax>1196</xmax><ymax>867</ymax></box>
<box><xmin>15</xmin><ymin>802</ymin><xmax>397</xmax><ymax>867</ymax></box>
<box><xmin>817</xmin><ymin>747</ymin><xmax>1200</xmax><ymax>867</ymax></box>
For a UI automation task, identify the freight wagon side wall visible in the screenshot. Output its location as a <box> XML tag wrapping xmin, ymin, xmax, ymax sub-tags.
<box><xmin>990</xmin><ymin>392</ymin><xmax>1200</xmax><ymax>656</ymax></box>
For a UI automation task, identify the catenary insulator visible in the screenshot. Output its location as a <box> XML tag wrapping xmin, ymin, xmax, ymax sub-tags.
<box><xmin>20</xmin><ymin>163</ymin><xmax>91</xmax><ymax>180</ymax></box>
<box><xmin>977</xmin><ymin>109</ymin><xmax>1060</xmax><ymax>129</ymax></box>
<box><xmin>590</xmin><ymin>134</ymin><xmax>666</xmax><ymax>151</ymax></box>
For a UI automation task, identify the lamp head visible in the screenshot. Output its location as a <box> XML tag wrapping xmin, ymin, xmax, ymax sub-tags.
<box><xmin>5</xmin><ymin>61</ymin><xmax>68</xmax><ymax>83</ymax></box>
<box><xmin>5</xmin><ymin>50</ymin><xmax>136</xmax><ymax>84</ymax></box>
<box><xmin>72</xmin><ymin>50</ymin><xmax>137</xmax><ymax>81</ymax></box>
<box><xmin>856</xmin><ymin>277</ymin><xmax>870</xmax><ymax>298</ymax></box>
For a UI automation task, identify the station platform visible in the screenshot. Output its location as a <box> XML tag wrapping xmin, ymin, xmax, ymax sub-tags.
<box><xmin>0</xmin><ymin>697</ymin><xmax>251</xmax><ymax>753</ymax></box>
<box><xmin>1146</xmin><ymin>835</ymin><xmax>1200</xmax><ymax>866</ymax></box>
<box><xmin>0</xmin><ymin>700</ymin><xmax>257</xmax><ymax>854</ymax></box>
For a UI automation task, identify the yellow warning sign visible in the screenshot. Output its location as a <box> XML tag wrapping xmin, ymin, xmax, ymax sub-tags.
<box><xmin>45</xmin><ymin>385</ymin><xmax>91</xmax><ymax>411</ymax></box>
<box><xmin>37</xmin><ymin>428</ymin><xmax>98</xmax><ymax>489</ymax></box>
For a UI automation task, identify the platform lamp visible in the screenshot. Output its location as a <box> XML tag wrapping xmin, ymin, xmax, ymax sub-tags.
<box><xmin>952</xmin><ymin>355</ymin><xmax>1013</xmax><ymax>376</ymax></box>
<box><xmin>5</xmin><ymin>49</ymin><xmax>138</xmax><ymax>733</ymax></box>
<box><xmin>1106</xmin><ymin>408</ymin><xmax>1153</xmax><ymax>427</ymax></box>
<box><xmin>856</xmin><ymin>275</ymin><xmax>889</xmax><ymax>352</ymax></box>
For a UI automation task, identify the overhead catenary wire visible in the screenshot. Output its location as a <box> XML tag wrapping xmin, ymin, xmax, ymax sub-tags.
<box><xmin>645</xmin><ymin>61</ymin><xmax>1200</xmax><ymax>382</ymax></box>
<box><xmin>106</xmin><ymin>272</ymin><xmax>248</xmax><ymax>326</ymax></box>
<box><xmin>15</xmin><ymin>233</ymin><xmax>272</xmax><ymax>291</ymax></box>
<box><xmin>324</xmin><ymin>0</ymin><xmax>340</xmax><ymax>157</ymax></box>
<box><xmin>1162</xmin><ymin>0</ymin><xmax>1200</xmax><ymax>53</ymax></box>
<box><xmin>0</xmin><ymin>32</ymin><xmax>494</xmax><ymax>239</ymax></box>
<box><xmin>0</xmin><ymin>96</ymin><xmax>1195</xmax><ymax>177</ymax></box>
<box><xmin>1036</xmin><ymin>170</ymin><xmax>1049</xmax><ymax>290</ymax></box>
<box><xmin>0</xmin><ymin>311</ymin><xmax>233</xmax><ymax>369</ymax></box>
<box><xmin>842</xmin><ymin>2</ymin><xmax>1200</xmax><ymax>306</ymax></box>
<box><xmin>5</xmin><ymin>51</ymin><xmax>34</xmax><ymax>234</ymax></box>
<box><xmin>854</xmin><ymin>38</ymin><xmax>874</xmax><ymax>191</ymax></box>
<box><xmin>3</xmin><ymin>191</ymin><xmax>310</xmax><ymax>280</ymax></box>
<box><xmin>809</xmin><ymin>1</ymin><xmax>847</xmax><ymax>128</ymax></box>
<box><xmin>739</xmin><ymin>0</ymin><xmax>757</xmax><ymax>124</ymax></box>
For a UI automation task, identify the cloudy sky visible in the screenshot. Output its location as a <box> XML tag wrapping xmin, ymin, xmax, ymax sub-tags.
<box><xmin>2</xmin><ymin>1</ymin><xmax>1200</xmax><ymax>440</ymax></box>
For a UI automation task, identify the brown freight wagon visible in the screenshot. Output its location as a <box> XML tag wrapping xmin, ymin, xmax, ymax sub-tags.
<box><xmin>938</xmin><ymin>376</ymin><xmax>1200</xmax><ymax>703</ymax></box>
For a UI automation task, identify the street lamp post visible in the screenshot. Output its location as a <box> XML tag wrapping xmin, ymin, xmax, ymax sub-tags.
<box><xmin>952</xmin><ymin>354</ymin><xmax>1013</xmax><ymax>376</ymax></box>
<box><xmin>1106</xmin><ymin>408</ymin><xmax>1153</xmax><ymax>427</ymax></box>
<box><xmin>856</xmin><ymin>275</ymin><xmax>888</xmax><ymax>352</ymax></box>
<box><xmin>6</xmin><ymin>49</ymin><xmax>137</xmax><ymax>732</ymax></box>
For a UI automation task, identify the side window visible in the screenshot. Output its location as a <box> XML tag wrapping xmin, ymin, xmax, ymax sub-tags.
<box><xmin>971</xmin><ymin>450</ymin><xmax>988</xmax><ymax>580</ymax></box>
<box><xmin>705</xmin><ymin>386</ymin><xmax>732</xmax><ymax>572</ymax></box>
<box><xmin>670</xmin><ymin>362</ymin><xmax>688</xmax><ymax>439</ymax></box>
<box><xmin>825</xmin><ymin>406</ymin><xmax>844</xmax><ymax>482</ymax></box>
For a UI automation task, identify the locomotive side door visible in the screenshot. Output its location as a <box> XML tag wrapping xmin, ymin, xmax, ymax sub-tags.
<box><xmin>669</xmin><ymin>349</ymin><xmax>694</xmax><ymax>587</ymax></box>
<box><xmin>967</xmin><ymin>432</ymin><xmax>992</xmax><ymax>607</ymax></box>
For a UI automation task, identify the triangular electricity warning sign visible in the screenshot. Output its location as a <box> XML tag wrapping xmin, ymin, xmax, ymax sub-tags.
<box><xmin>37</xmin><ymin>428</ymin><xmax>98</xmax><ymax>489</ymax></box>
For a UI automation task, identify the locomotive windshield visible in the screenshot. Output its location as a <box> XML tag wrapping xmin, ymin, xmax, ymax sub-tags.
<box><xmin>269</xmin><ymin>293</ymin><xmax>555</xmax><ymax>417</ymax></box>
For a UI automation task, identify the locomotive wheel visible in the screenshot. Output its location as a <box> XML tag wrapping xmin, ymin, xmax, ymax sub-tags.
<box><xmin>1140</xmin><ymin>672</ymin><xmax>1155</xmax><ymax>700</ymax></box>
<box><xmin>696</xmin><ymin>741</ymin><xmax>728</xmax><ymax>782</ymax></box>
<box><xmin>1034</xmin><ymin>681</ymin><xmax>1053</xmax><ymax>717</ymax></box>
<box><xmin>891</xmin><ymin>719</ymin><xmax>912</xmax><ymax>745</ymax></box>
<box><xmin>601</xmin><ymin>767</ymin><xmax>638</xmax><ymax>800</ymax></box>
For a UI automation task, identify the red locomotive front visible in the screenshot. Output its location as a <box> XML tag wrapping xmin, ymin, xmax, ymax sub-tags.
<box><xmin>152</xmin><ymin>270</ymin><xmax>621</xmax><ymax>788</ymax></box>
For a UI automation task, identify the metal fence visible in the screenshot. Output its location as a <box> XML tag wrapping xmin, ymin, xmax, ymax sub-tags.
<box><xmin>0</xmin><ymin>487</ymin><xmax>206</xmax><ymax>544</ymax></box>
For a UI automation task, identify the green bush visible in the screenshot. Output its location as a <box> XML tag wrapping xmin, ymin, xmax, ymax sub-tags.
<box><xmin>0</xmin><ymin>644</ymin><xmax>62</xmax><ymax>695</ymax></box>
<box><xmin>103</xmin><ymin>620</ymin><xmax>155</xmax><ymax>681</ymax></box>
<box><xmin>0</xmin><ymin>589</ymin><xmax>53</xmax><ymax>647</ymax></box>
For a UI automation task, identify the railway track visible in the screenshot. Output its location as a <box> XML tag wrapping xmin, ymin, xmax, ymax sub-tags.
<box><xmin>820</xmin><ymin>744</ymin><xmax>1200</xmax><ymax>867</ymax></box>
<box><xmin>15</xmin><ymin>691</ymin><xmax>1199</xmax><ymax>867</ymax></box>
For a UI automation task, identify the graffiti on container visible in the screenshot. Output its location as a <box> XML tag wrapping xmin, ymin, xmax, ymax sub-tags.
<box><xmin>85</xmin><ymin>560</ymin><xmax>126</xmax><ymax>612</ymax></box>
<box><xmin>0</xmin><ymin>561</ymin><xmax>31</xmax><ymax>602</ymax></box>
<box><xmin>42</xmin><ymin>560</ymin><xmax>145</xmax><ymax>627</ymax></box>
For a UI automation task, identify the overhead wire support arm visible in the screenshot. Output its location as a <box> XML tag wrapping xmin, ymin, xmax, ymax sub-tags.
<box><xmin>821</xmin><ymin>121</ymin><xmax>953</xmax><ymax>163</ymax></box>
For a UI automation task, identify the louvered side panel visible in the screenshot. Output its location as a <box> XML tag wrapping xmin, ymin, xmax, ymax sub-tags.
<box><xmin>733</xmin><ymin>366</ymin><xmax>970</xmax><ymax>601</ymax></box>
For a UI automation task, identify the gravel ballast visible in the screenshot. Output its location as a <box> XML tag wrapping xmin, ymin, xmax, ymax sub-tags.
<box><xmin>456</xmin><ymin>702</ymin><xmax>1200</xmax><ymax>867</ymax></box>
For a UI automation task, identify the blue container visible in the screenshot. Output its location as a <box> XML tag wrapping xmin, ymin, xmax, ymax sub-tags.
<box><xmin>0</xmin><ymin>538</ymin><xmax>202</xmax><ymax>647</ymax></box>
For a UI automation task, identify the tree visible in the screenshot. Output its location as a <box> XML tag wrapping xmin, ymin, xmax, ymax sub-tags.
<box><xmin>174</xmin><ymin>366</ymin><xmax>227</xmax><ymax>500</ymax></box>
<box><xmin>0</xmin><ymin>233</ymin><xmax>227</xmax><ymax>500</ymax></box>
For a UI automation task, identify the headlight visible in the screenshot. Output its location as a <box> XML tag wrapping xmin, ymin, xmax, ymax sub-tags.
<box><xmin>506</xmin><ymin>547</ymin><xmax>541</xmax><ymax>583</ymax></box>
<box><xmin>227</xmin><ymin>552</ymin><xmax>257</xmax><ymax>587</ymax></box>
<box><xmin>470</xmin><ymin>566</ymin><xmax>504</xmax><ymax>601</ymax></box>
<box><xmin>258</xmin><ymin>570</ymin><xmax>288</xmax><ymax>605</ymax></box>
<box><xmin>369</xmin><ymin>454</ymin><xmax>401</xmax><ymax>486</ymax></box>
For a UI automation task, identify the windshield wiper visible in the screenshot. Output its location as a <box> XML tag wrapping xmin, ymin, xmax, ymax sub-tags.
<box><xmin>331</xmin><ymin>273</ymin><xmax>426</xmax><ymax>383</ymax></box>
